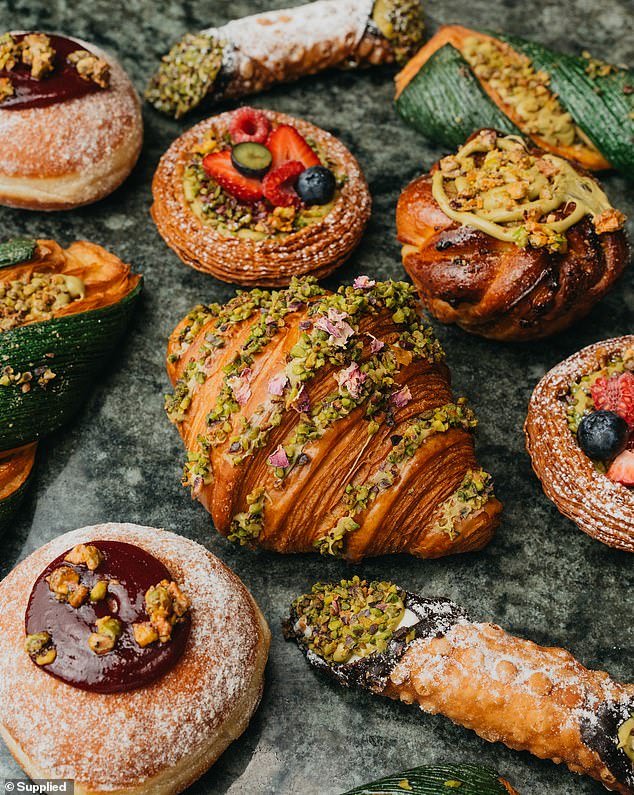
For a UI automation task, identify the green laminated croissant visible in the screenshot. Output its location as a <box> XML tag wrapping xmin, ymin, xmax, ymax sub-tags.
<box><xmin>395</xmin><ymin>26</ymin><xmax>634</xmax><ymax>180</ymax></box>
<box><xmin>0</xmin><ymin>237</ymin><xmax>142</xmax><ymax>528</ymax></box>
<box><xmin>341</xmin><ymin>764</ymin><xmax>519</xmax><ymax>794</ymax></box>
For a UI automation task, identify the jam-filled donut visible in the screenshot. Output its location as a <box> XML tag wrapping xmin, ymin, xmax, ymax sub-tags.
<box><xmin>0</xmin><ymin>523</ymin><xmax>270</xmax><ymax>795</ymax></box>
<box><xmin>0</xmin><ymin>32</ymin><xmax>143</xmax><ymax>210</ymax></box>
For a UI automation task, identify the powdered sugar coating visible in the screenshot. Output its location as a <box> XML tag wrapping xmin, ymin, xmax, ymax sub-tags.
<box><xmin>0</xmin><ymin>523</ymin><xmax>269</xmax><ymax>790</ymax></box>
<box><xmin>525</xmin><ymin>335</ymin><xmax>634</xmax><ymax>551</ymax></box>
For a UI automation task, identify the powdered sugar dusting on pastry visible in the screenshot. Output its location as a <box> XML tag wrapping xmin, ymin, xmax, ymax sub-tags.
<box><xmin>0</xmin><ymin>523</ymin><xmax>268</xmax><ymax>789</ymax></box>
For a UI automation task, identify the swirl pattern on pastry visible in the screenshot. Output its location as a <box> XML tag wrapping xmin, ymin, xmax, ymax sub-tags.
<box><xmin>151</xmin><ymin>110</ymin><xmax>371</xmax><ymax>287</ymax></box>
<box><xmin>525</xmin><ymin>335</ymin><xmax>634</xmax><ymax>551</ymax></box>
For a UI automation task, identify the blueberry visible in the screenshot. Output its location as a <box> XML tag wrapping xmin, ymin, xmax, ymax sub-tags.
<box><xmin>296</xmin><ymin>166</ymin><xmax>336</xmax><ymax>205</ymax></box>
<box><xmin>577</xmin><ymin>410</ymin><xmax>629</xmax><ymax>460</ymax></box>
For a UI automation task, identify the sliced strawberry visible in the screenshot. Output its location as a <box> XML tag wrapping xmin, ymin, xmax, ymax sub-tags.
<box><xmin>591</xmin><ymin>372</ymin><xmax>634</xmax><ymax>428</ymax></box>
<box><xmin>229</xmin><ymin>107</ymin><xmax>271</xmax><ymax>144</ymax></box>
<box><xmin>202</xmin><ymin>150</ymin><xmax>263</xmax><ymax>203</ymax></box>
<box><xmin>607</xmin><ymin>449</ymin><xmax>634</xmax><ymax>485</ymax></box>
<box><xmin>262</xmin><ymin>161</ymin><xmax>304</xmax><ymax>207</ymax></box>
<box><xmin>266</xmin><ymin>124</ymin><xmax>321</xmax><ymax>170</ymax></box>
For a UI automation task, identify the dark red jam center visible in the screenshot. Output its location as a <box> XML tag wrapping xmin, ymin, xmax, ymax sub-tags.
<box><xmin>0</xmin><ymin>33</ymin><xmax>102</xmax><ymax>110</ymax></box>
<box><xmin>25</xmin><ymin>540</ymin><xmax>190</xmax><ymax>693</ymax></box>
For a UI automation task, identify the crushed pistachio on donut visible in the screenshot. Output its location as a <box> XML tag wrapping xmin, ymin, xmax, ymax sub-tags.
<box><xmin>145</xmin><ymin>33</ymin><xmax>224</xmax><ymax>118</ymax></box>
<box><xmin>0</xmin><ymin>33</ymin><xmax>20</xmax><ymax>71</ymax></box>
<box><xmin>0</xmin><ymin>271</ymin><xmax>86</xmax><ymax>332</ymax></box>
<box><xmin>46</xmin><ymin>566</ymin><xmax>88</xmax><ymax>608</ymax></box>
<box><xmin>64</xmin><ymin>543</ymin><xmax>104</xmax><ymax>570</ymax></box>
<box><xmin>133</xmin><ymin>579</ymin><xmax>190</xmax><ymax>646</ymax></box>
<box><xmin>89</xmin><ymin>580</ymin><xmax>108</xmax><ymax>602</ymax></box>
<box><xmin>429</xmin><ymin>469</ymin><xmax>495</xmax><ymax>541</ymax></box>
<box><xmin>432</xmin><ymin>131</ymin><xmax>626</xmax><ymax>252</ymax></box>
<box><xmin>20</xmin><ymin>33</ymin><xmax>55</xmax><ymax>80</ymax></box>
<box><xmin>617</xmin><ymin>714</ymin><xmax>634</xmax><ymax>764</ymax></box>
<box><xmin>0</xmin><ymin>76</ymin><xmax>14</xmax><ymax>101</ymax></box>
<box><xmin>25</xmin><ymin>631</ymin><xmax>56</xmax><ymax>666</ymax></box>
<box><xmin>67</xmin><ymin>49</ymin><xmax>110</xmax><ymax>88</ymax></box>
<box><xmin>291</xmin><ymin>577</ymin><xmax>406</xmax><ymax>664</ymax></box>
<box><xmin>88</xmin><ymin>616</ymin><xmax>122</xmax><ymax>655</ymax></box>
<box><xmin>371</xmin><ymin>0</ymin><xmax>425</xmax><ymax>63</ymax></box>
<box><xmin>462</xmin><ymin>35</ymin><xmax>595</xmax><ymax>150</ymax></box>
<box><xmin>567</xmin><ymin>348</ymin><xmax>634</xmax><ymax>433</ymax></box>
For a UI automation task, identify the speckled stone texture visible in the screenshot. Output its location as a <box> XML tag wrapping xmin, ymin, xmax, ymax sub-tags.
<box><xmin>0</xmin><ymin>1</ymin><xmax>632</xmax><ymax>793</ymax></box>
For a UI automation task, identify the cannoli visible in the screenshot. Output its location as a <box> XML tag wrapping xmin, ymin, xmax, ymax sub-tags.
<box><xmin>0</xmin><ymin>31</ymin><xmax>142</xmax><ymax>210</ymax></box>
<box><xmin>165</xmin><ymin>276</ymin><xmax>501</xmax><ymax>560</ymax></box>
<box><xmin>151</xmin><ymin>107</ymin><xmax>371</xmax><ymax>286</ymax></box>
<box><xmin>146</xmin><ymin>0</ymin><xmax>424</xmax><ymax>118</ymax></box>
<box><xmin>396</xmin><ymin>129</ymin><xmax>628</xmax><ymax>341</ymax></box>
<box><xmin>526</xmin><ymin>335</ymin><xmax>634</xmax><ymax>551</ymax></box>
<box><xmin>0</xmin><ymin>523</ymin><xmax>271</xmax><ymax>795</ymax></box>
<box><xmin>341</xmin><ymin>764</ymin><xmax>519</xmax><ymax>794</ymax></box>
<box><xmin>285</xmin><ymin>578</ymin><xmax>634</xmax><ymax>794</ymax></box>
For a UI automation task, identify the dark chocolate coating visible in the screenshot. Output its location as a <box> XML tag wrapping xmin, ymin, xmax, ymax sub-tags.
<box><xmin>284</xmin><ymin>592</ymin><xmax>468</xmax><ymax>692</ymax></box>
<box><xmin>25</xmin><ymin>540</ymin><xmax>190</xmax><ymax>693</ymax></box>
<box><xmin>0</xmin><ymin>33</ymin><xmax>101</xmax><ymax>110</ymax></box>
<box><xmin>581</xmin><ymin>698</ymin><xmax>634</xmax><ymax>790</ymax></box>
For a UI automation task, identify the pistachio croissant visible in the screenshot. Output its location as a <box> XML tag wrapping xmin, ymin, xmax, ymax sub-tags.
<box><xmin>165</xmin><ymin>277</ymin><xmax>501</xmax><ymax>560</ymax></box>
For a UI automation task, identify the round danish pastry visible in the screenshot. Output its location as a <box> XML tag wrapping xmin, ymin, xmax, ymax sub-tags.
<box><xmin>0</xmin><ymin>523</ymin><xmax>270</xmax><ymax>794</ymax></box>
<box><xmin>526</xmin><ymin>336</ymin><xmax>634</xmax><ymax>551</ymax></box>
<box><xmin>0</xmin><ymin>31</ymin><xmax>143</xmax><ymax>210</ymax></box>
<box><xmin>151</xmin><ymin>107</ymin><xmax>371</xmax><ymax>287</ymax></box>
<box><xmin>396</xmin><ymin>129</ymin><xmax>629</xmax><ymax>341</ymax></box>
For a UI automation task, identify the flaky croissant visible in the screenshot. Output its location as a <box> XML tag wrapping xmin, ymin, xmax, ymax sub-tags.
<box><xmin>165</xmin><ymin>277</ymin><xmax>501</xmax><ymax>560</ymax></box>
<box><xmin>396</xmin><ymin>129</ymin><xmax>629</xmax><ymax>342</ymax></box>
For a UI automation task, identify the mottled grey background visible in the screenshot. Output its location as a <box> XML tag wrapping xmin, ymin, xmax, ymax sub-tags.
<box><xmin>0</xmin><ymin>0</ymin><xmax>633</xmax><ymax>792</ymax></box>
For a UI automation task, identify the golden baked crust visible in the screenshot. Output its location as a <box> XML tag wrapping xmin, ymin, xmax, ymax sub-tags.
<box><xmin>386</xmin><ymin>621</ymin><xmax>634</xmax><ymax>794</ymax></box>
<box><xmin>525</xmin><ymin>335</ymin><xmax>634</xmax><ymax>551</ymax></box>
<box><xmin>151</xmin><ymin>110</ymin><xmax>371</xmax><ymax>287</ymax></box>
<box><xmin>396</xmin><ymin>158</ymin><xmax>628</xmax><ymax>342</ymax></box>
<box><xmin>0</xmin><ymin>523</ymin><xmax>271</xmax><ymax>794</ymax></box>
<box><xmin>0</xmin><ymin>36</ymin><xmax>142</xmax><ymax>210</ymax></box>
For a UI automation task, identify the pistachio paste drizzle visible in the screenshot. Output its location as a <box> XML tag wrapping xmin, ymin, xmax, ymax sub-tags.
<box><xmin>316</xmin><ymin>400</ymin><xmax>479</xmax><ymax>556</ymax></box>
<box><xmin>432</xmin><ymin>131</ymin><xmax>625</xmax><ymax>253</ymax></box>
<box><xmin>290</xmin><ymin>577</ymin><xmax>408</xmax><ymax>664</ymax></box>
<box><xmin>461</xmin><ymin>35</ymin><xmax>594</xmax><ymax>150</ymax></box>
<box><xmin>0</xmin><ymin>271</ymin><xmax>86</xmax><ymax>332</ymax></box>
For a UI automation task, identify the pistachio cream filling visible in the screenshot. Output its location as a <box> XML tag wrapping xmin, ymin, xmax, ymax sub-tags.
<box><xmin>432</xmin><ymin>131</ymin><xmax>625</xmax><ymax>253</ymax></box>
<box><xmin>461</xmin><ymin>35</ymin><xmax>594</xmax><ymax>150</ymax></box>
<box><xmin>0</xmin><ymin>271</ymin><xmax>85</xmax><ymax>332</ymax></box>
<box><xmin>567</xmin><ymin>348</ymin><xmax>634</xmax><ymax>434</ymax></box>
<box><xmin>145</xmin><ymin>33</ymin><xmax>223</xmax><ymax>118</ymax></box>
<box><xmin>371</xmin><ymin>0</ymin><xmax>425</xmax><ymax>64</ymax></box>
<box><xmin>618</xmin><ymin>715</ymin><xmax>634</xmax><ymax>764</ymax></box>
<box><xmin>183</xmin><ymin>131</ymin><xmax>343</xmax><ymax>241</ymax></box>
<box><xmin>290</xmin><ymin>577</ymin><xmax>411</xmax><ymax>664</ymax></box>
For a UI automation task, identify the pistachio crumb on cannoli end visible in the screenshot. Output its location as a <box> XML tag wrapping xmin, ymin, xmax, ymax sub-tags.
<box><xmin>145</xmin><ymin>33</ymin><xmax>223</xmax><ymax>118</ymax></box>
<box><xmin>371</xmin><ymin>0</ymin><xmax>425</xmax><ymax>64</ymax></box>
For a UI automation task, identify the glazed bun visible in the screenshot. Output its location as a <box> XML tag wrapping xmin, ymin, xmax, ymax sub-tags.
<box><xmin>0</xmin><ymin>523</ymin><xmax>270</xmax><ymax>795</ymax></box>
<box><xmin>0</xmin><ymin>33</ymin><xmax>143</xmax><ymax>210</ymax></box>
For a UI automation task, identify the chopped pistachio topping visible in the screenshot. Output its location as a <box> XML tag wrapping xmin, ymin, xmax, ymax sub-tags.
<box><xmin>88</xmin><ymin>616</ymin><xmax>122</xmax><ymax>655</ymax></box>
<box><xmin>617</xmin><ymin>714</ymin><xmax>634</xmax><ymax>764</ymax></box>
<box><xmin>25</xmin><ymin>631</ymin><xmax>57</xmax><ymax>666</ymax></box>
<box><xmin>0</xmin><ymin>364</ymin><xmax>55</xmax><ymax>391</ymax></box>
<box><xmin>89</xmin><ymin>580</ymin><xmax>108</xmax><ymax>602</ymax></box>
<box><xmin>371</xmin><ymin>0</ymin><xmax>425</xmax><ymax>64</ymax></box>
<box><xmin>133</xmin><ymin>579</ymin><xmax>190</xmax><ymax>645</ymax></box>
<box><xmin>432</xmin><ymin>131</ymin><xmax>625</xmax><ymax>253</ymax></box>
<box><xmin>567</xmin><ymin>348</ymin><xmax>634</xmax><ymax>434</ymax></box>
<box><xmin>67</xmin><ymin>49</ymin><xmax>110</xmax><ymax>88</ymax></box>
<box><xmin>462</xmin><ymin>35</ymin><xmax>590</xmax><ymax>150</ymax></box>
<box><xmin>291</xmin><ymin>577</ymin><xmax>406</xmax><ymax>664</ymax></box>
<box><xmin>145</xmin><ymin>33</ymin><xmax>223</xmax><ymax>119</ymax></box>
<box><xmin>228</xmin><ymin>487</ymin><xmax>267</xmax><ymax>546</ymax></box>
<box><xmin>21</xmin><ymin>33</ymin><xmax>55</xmax><ymax>80</ymax></box>
<box><xmin>430</xmin><ymin>469</ymin><xmax>495</xmax><ymax>541</ymax></box>
<box><xmin>0</xmin><ymin>76</ymin><xmax>14</xmax><ymax>102</ymax></box>
<box><xmin>64</xmin><ymin>543</ymin><xmax>104</xmax><ymax>571</ymax></box>
<box><xmin>0</xmin><ymin>271</ymin><xmax>86</xmax><ymax>332</ymax></box>
<box><xmin>46</xmin><ymin>565</ymin><xmax>89</xmax><ymax>608</ymax></box>
<box><xmin>582</xmin><ymin>50</ymin><xmax>618</xmax><ymax>80</ymax></box>
<box><xmin>0</xmin><ymin>33</ymin><xmax>19</xmax><ymax>71</ymax></box>
<box><xmin>316</xmin><ymin>400</ymin><xmax>478</xmax><ymax>556</ymax></box>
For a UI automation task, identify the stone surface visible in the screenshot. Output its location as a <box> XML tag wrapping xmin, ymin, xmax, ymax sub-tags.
<box><xmin>0</xmin><ymin>1</ymin><xmax>632</xmax><ymax>793</ymax></box>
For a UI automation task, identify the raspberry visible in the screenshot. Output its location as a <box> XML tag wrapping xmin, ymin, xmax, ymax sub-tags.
<box><xmin>591</xmin><ymin>372</ymin><xmax>634</xmax><ymax>428</ymax></box>
<box><xmin>262</xmin><ymin>161</ymin><xmax>305</xmax><ymax>207</ymax></box>
<box><xmin>229</xmin><ymin>107</ymin><xmax>271</xmax><ymax>144</ymax></box>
